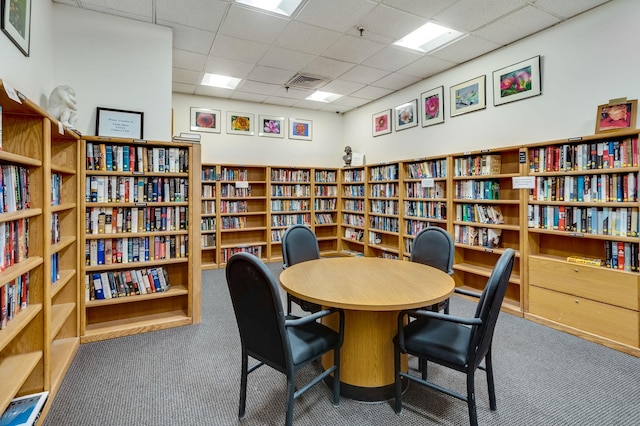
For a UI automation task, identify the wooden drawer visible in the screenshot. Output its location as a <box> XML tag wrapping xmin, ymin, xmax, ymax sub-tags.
<box><xmin>529</xmin><ymin>286</ymin><xmax>639</xmax><ymax>347</ymax></box>
<box><xmin>529</xmin><ymin>256</ymin><xmax>639</xmax><ymax>310</ymax></box>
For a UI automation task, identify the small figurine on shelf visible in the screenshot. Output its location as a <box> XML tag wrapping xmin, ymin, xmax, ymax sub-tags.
<box><xmin>47</xmin><ymin>85</ymin><xmax>78</xmax><ymax>129</ymax></box>
<box><xmin>343</xmin><ymin>146</ymin><xmax>352</xmax><ymax>166</ymax></box>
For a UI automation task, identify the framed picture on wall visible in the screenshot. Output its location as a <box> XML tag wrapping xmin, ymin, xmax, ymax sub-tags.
<box><xmin>372</xmin><ymin>110</ymin><xmax>392</xmax><ymax>137</ymax></box>
<box><xmin>394</xmin><ymin>100</ymin><xmax>418</xmax><ymax>131</ymax></box>
<box><xmin>450</xmin><ymin>75</ymin><xmax>486</xmax><ymax>117</ymax></box>
<box><xmin>227</xmin><ymin>111</ymin><xmax>254</xmax><ymax>135</ymax></box>
<box><xmin>420</xmin><ymin>86</ymin><xmax>444</xmax><ymax>127</ymax></box>
<box><xmin>258</xmin><ymin>115</ymin><xmax>285</xmax><ymax>138</ymax></box>
<box><xmin>289</xmin><ymin>118</ymin><xmax>312</xmax><ymax>141</ymax></box>
<box><xmin>595</xmin><ymin>99</ymin><xmax>637</xmax><ymax>134</ymax></box>
<box><xmin>190</xmin><ymin>107</ymin><xmax>221</xmax><ymax>133</ymax></box>
<box><xmin>493</xmin><ymin>55</ymin><xmax>541</xmax><ymax>106</ymax></box>
<box><xmin>1</xmin><ymin>0</ymin><xmax>31</xmax><ymax>57</ymax></box>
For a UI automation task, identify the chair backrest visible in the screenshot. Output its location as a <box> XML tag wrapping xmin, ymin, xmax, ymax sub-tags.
<box><xmin>226</xmin><ymin>252</ymin><xmax>291</xmax><ymax>372</ymax></box>
<box><xmin>281</xmin><ymin>224</ymin><xmax>320</xmax><ymax>268</ymax></box>
<box><xmin>410</xmin><ymin>226</ymin><xmax>454</xmax><ymax>275</ymax></box>
<box><xmin>468</xmin><ymin>248</ymin><xmax>515</xmax><ymax>369</ymax></box>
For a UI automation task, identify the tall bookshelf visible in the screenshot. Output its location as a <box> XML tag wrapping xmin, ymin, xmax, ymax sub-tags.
<box><xmin>269</xmin><ymin>167</ymin><xmax>312</xmax><ymax>261</ymax></box>
<box><xmin>0</xmin><ymin>80</ymin><xmax>80</xmax><ymax>420</ymax></box>
<box><xmin>451</xmin><ymin>147</ymin><xmax>524</xmax><ymax>315</ymax></box>
<box><xmin>400</xmin><ymin>156</ymin><xmax>450</xmax><ymax>259</ymax></box>
<box><xmin>313</xmin><ymin>168</ymin><xmax>339</xmax><ymax>256</ymax></box>
<box><xmin>524</xmin><ymin>130</ymin><xmax>640</xmax><ymax>355</ymax></box>
<box><xmin>218</xmin><ymin>165</ymin><xmax>268</xmax><ymax>265</ymax></box>
<box><xmin>339</xmin><ymin>166</ymin><xmax>366</xmax><ymax>256</ymax></box>
<box><xmin>81</xmin><ymin>136</ymin><xmax>201</xmax><ymax>343</ymax></box>
<box><xmin>366</xmin><ymin>162</ymin><xmax>401</xmax><ymax>259</ymax></box>
<box><xmin>201</xmin><ymin>164</ymin><xmax>218</xmax><ymax>270</ymax></box>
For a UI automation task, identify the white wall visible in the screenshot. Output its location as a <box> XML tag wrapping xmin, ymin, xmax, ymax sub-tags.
<box><xmin>342</xmin><ymin>0</ymin><xmax>637</xmax><ymax>164</ymax></box>
<box><xmin>51</xmin><ymin>4</ymin><xmax>172</xmax><ymax>139</ymax></box>
<box><xmin>0</xmin><ymin>0</ymin><xmax>54</xmax><ymax>107</ymax></box>
<box><xmin>172</xmin><ymin>93</ymin><xmax>344</xmax><ymax>167</ymax></box>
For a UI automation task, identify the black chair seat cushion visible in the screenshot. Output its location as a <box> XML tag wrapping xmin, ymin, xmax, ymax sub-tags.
<box><xmin>288</xmin><ymin>322</ymin><xmax>339</xmax><ymax>366</ymax></box>
<box><xmin>401</xmin><ymin>317</ymin><xmax>471</xmax><ymax>367</ymax></box>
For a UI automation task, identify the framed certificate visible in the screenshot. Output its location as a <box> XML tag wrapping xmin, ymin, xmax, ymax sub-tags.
<box><xmin>96</xmin><ymin>107</ymin><xmax>144</xmax><ymax>139</ymax></box>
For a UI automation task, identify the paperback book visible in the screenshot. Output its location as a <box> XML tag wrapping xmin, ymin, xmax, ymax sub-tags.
<box><xmin>0</xmin><ymin>392</ymin><xmax>48</xmax><ymax>426</ymax></box>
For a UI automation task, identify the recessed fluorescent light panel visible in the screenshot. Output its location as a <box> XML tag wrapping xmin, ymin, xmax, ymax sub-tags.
<box><xmin>234</xmin><ymin>0</ymin><xmax>304</xmax><ymax>17</ymax></box>
<box><xmin>306</xmin><ymin>91</ymin><xmax>342</xmax><ymax>103</ymax></box>
<box><xmin>201</xmin><ymin>73</ymin><xmax>242</xmax><ymax>90</ymax></box>
<box><xmin>394</xmin><ymin>22</ymin><xmax>464</xmax><ymax>53</ymax></box>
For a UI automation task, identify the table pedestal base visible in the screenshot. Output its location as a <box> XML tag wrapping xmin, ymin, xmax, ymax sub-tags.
<box><xmin>323</xmin><ymin>375</ymin><xmax>408</xmax><ymax>403</ymax></box>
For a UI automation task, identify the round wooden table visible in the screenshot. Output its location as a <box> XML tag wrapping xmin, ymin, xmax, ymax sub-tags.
<box><xmin>279</xmin><ymin>257</ymin><xmax>455</xmax><ymax>402</ymax></box>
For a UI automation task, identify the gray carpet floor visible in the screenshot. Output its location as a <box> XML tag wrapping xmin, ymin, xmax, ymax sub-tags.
<box><xmin>44</xmin><ymin>263</ymin><xmax>639</xmax><ymax>425</ymax></box>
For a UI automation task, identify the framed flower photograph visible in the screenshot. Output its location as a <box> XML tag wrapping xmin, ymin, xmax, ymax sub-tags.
<box><xmin>289</xmin><ymin>118</ymin><xmax>312</xmax><ymax>141</ymax></box>
<box><xmin>372</xmin><ymin>110</ymin><xmax>392</xmax><ymax>137</ymax></box>
<box><xmin>1</xmin><ymin>0</ymin><xmax>31</xmax><ymax>57</ymax></box>
<box><xmin>595</xmin><ymin>99</ymin><xmax>637</xmax><ymax>134</ymax></box>
<box><xmin>258</xmin><ymin>115</ymin><xmax>285</xmax><ymax>138</ymax></box>
<box><xmin>421</xmin><ymin>86</ymin><xmax>444</xmax><ymax>127</ymax></box>
<box><xmin>227</xmin><ymin>111</ymin><xmax>254</xmax><ymax>135</ymax></box>
<box><xmin>493</xmin><ymin>55</ymin><xmax>541</xmax><ymax>106</ymax></box>
<box><xmin>450</xmin><ymin>76</ymin><xmax>486</xmax><ymax>117</ymax></box>
<box><xmin>190</xmin><ymin>107</ymin><xmax>221</xmax><ymax>133</ymax></box>
<box><xmin>394</xmin><ymin>100</ymin><xmax>418</xmax><ymax>131</ymax></box>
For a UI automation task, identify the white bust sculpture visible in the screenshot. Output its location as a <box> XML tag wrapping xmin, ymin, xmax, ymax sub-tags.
<box><xmin>47</xmin><ymin>85</ymin><xmax>78</xmax><ymax>128</ymax></box>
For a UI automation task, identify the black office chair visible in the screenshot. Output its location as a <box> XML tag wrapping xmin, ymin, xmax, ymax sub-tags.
<box><xmin>281</xmin><ymin>224</ymin><xmax>322</xmax><ymax>315</ymax></box>
<box><xmin>226</xmin><ymin>252</ymin><xmax>344</xmax><ymax>426</ymax></box>
<box><xmin>410</xmin><ymin>226</ymin><xmax>455</xmax><ymax>313</ymax></box>
<box><xmin>394</xmin><ymin>248</ymin><xmax>515</xmax><ymax>426</ymax></box>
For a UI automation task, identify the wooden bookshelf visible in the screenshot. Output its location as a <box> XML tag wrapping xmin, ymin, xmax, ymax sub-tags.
<box><xmin>0</xmin><ymin>79</ymin><xmax>81</xmax><ymax>422</ymax></box>
<box><xmin>366</xmin><ymin>162</ymin><xmax>401</xmax><ymax>259</ymax></box>
<box><xmin>339</xmin><ymin>166</ymin><xmax>366</xmax><ymax>256</ymax></box>
<box><xmin>200</xmin><ymin>164</ymin><xmax>218</xmax><ymax>270</ymax></box>
<box><xmin>313</xmin><ymin>168</ymin><xmax>339</xmax><ymax>257</ymax></box>
<box><xmin>80</xmin><ymin>136</ymin><xmax>201</xmax><ymax>343</ymax></box>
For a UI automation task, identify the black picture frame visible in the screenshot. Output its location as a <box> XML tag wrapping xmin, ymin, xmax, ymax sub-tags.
<box><xmin>1</xmin><ymin>0</ymin><xmax>32</xmax><ymax>57</ymax></box>
<box><xmin>96</xmin><ymin>107</ymin><xmax>144</xmax><ymax>139</ymax></box>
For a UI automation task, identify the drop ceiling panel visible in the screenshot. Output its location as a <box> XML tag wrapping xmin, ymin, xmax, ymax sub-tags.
<box><xmin>262</xmin><ymin>96</ymin><xmax>301</xmax><ymax>107</ymax></box>
<box><xmin>358</xmin><ymin>4</ymin><xmax>428</xmax><ymax>40</ymax></box>
<box><xmin>362</xmin><ymin>46</ymin><xmax>423</xmax><ymax>72</ymax></box>
<box><xmin>398</xmin><ymin>55</ymin><xmax>457</xmax><ymax>79</ymax></box>
<box><xmin>430</xmin><ymin>35</ymin><xmax>501</xmax><ymax>64</ymax></box>
<box><xmin>194</xmin><ymin>86</ymin><xmax>235</xmax><ymax>98</ymax></box>
<box><xmin>372</xmin><ymin>73</ymin><xmax>421</xmax><ymax>91</ymax></box>
<box><xmin>258</xmin><ymin>47</ymin><xmax>317</xmax><ymax>72</ymax></box>
<box><xmin>474</xmin><ymin>5</ymin><xmax>561</xmax><ymax>45</ymax></box>
<box><xmin>533</xmin><ymin>0</ymin><xmax>609</xmax><ymax>19</ymax></box>
<box><xmin>172</xmin><ymin>49</ymin><xmax>207</xmax><ymax>71</ymax></box>
<box><xmin>321</xmin><ymin>35</ymin><xmax>385</xmax><ymax>64</ymax></box>
<box><xmin>231</xmin><ymin>92</ymin><xmax>269</xmax><ymax>103</ymax></box>
<box><xmin>432</xmin><ymin>0</ymin><xmax>529</xmax><ymax>32</ymax></box>
<box><xmin>169</xmin><ymin>24</ymin><xmax>216</xmax><ymax>54</ymax></box>
<box><xmin>381</xmin><ymin>0</ymin><xmax>459</xmax><ymax>19</ymax></box>
<box><xmin>351</xmin><ymin>85</ymin><xmax>394</xmax><ymax>100</ymax></box>
<box><xmin>204</xmin><ymin>57</ymin><xmax>255</xmax><ymax>79</ymax></box>
<box><xmin>319</xmin><ymin>79</ymin><xmax>366</xmax><ymax>96</ymax></box>
<box><xmin>339</xmin><ymin>65</ymin><xmax>390</xmax><ymax>85</ymax></box>
<box><xmin>211</xmin><ymin>35</ymin><xmax>270</xmax><ymax>64</ymax></box>
<box><xmin>274</xmin><ymin>21</ymin><xmax>342</xmax><ymax>55</ymax></box>
<box><xmin>172</xmin><ymin>82</ymin><xmax>196</xmax><ymax>94</ymax></box>
<box><xmin>302</xmin><ymin>57</ymin><xmax>356</xmax><ymax>79</ymax></box>
<box><xmin>296</xmin><ymin>0</ymin><xmax>378</xmax><ymax>33</ymax></box>
<box><xmin>247</xmin><ymin>66</ymin><xmax>295</xmax><ymax>85</ymax></box>
<box><xmin>155</xmin><ymin>0</ymin><xmax>227</xmax><ymax>31</ymax></box>
<box><xmin>172</xmin><ymin>68</ymin><xmax>201</xmax><ymax>85</ymax></box>
<box><xmin>219</xmin><ymin>5</ymin><xmax>290</xmax><ymax>44</ymax></box>
<box><xmin>78</xmin><ymin>0</ymin><xmax>153</xmax><ymax>18</ymax></box>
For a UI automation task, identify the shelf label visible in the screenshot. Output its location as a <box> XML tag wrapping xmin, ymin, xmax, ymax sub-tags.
<box><xmin>235</xmin><ymin>181</ymin><xmax>249</xmax><ymax>188</ymax></box>
<box><xmin>3</xmin><ymin>81</ymin><xmax>21</xmax><ymax>103</ymax></box>
<box><xmin>519</xmin><ymin>151</ymin><xmax>527</xmax><ymax>164</ymax></box>
<box><xmin>568</xmin><ymin>137</ymin><xmax>583</xmax><ymax>141</ymax></box>
<box><xmin>420</xmin><ymin>178</ymin><xmax>435</xmax><ymax>188</ymax></box>
<box><xmin>58</xmin><ymin>121</ymin><xmax>64</xmax><ymax>135</ymax></box>
<box><xmin>135</xmin><ymin>203</ymin><xmax>147</xmax><ymax>207</ymax></box>
<box><xmin>133</xmin><ymin>139</ymin><xmax>147</xmax><ymax>143</ymax></box>
<box><xmin>512</xmin><ymin>176</ymin><xmax>535</xmax><ymax>189</ymax></box>
<box><xmin>484</xmin><ymin>248</ymin><xmax>494</xmax><ymax>253</ymax></box>
<box><xmin>133</xmin><ymin>171</ymin><xmax>144</xmax><ymax>175</ymax></box>
<box><xmin>569</xmin><ymin>233</ymin><xmax>585</xmax><ymax>237</ymax></box>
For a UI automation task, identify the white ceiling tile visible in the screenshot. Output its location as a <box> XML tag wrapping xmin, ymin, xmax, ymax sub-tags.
<box><xmin>302</xmin><ymin>57</ymin><xmax>356</xmax><ymax>79</ymax></box>
<box><xmin>258</xmin><ymin>47</ymin><xmax>316</xmax><ymax>72</ymax></box>
<box><xmin>231</xmin><ymin>92</ymin><xmax>269</xmax><ymax>103</ymax></box>
<box><xmin>430</xmin><ymin>35</ymin><xmax>501</xmax><ymax>64</ymax></box>
<box><xmin>351</xmin><ymin>85</ymin><xmax>394</xmax><ymax>100</ymax></box>
<box><xmin>474</xmin><ymin>5</ymin><xmax>560</xmax><ymax>45</ymax></box>
<box><xmin>381</xmin><ymin>0</ymin><xmax>458</xmax><ymax>19</ymax></box>
<box><xmin>172</xmin><ymin>82</ymin><xmax>196</xmax><ymax>94</ymax></box>
<box><xmin>533</xmin><ymin>0</ymin><xmax>610</xmax><ymax>19</ymax></box>
<box><xmin>362</xmin><ymin>46</ymin><xmax>423</xmax><ymax>72</ymax></box>
<box><xmin>339</xmin><ymin>65</ymin><xmax>390</xmax><ymax>85</ymax></box>
<box><xmin>272</xmin><ymin>86</ymin><xmax>314</xmax><ymax>99</ymax></box>
<box><xmin>169</xmin><ymin>24</ymin><xmax>216</xmax><ymax>54</ymax></box>
<box><xmin>78</xmin><ymin>0</ymin><xmax>152</xmax><ymax>18</ymax></box>
<box><xmin>173</xmin><ymin>68</ymin><xmax>201</xmax><ymax>85</ymax></box>
<box><xmin>398</xmin><ymin>55</ymin><xmax>457</xmax><ymax>79</ymax></box>
<box><xmin>173</xmin><ymin>49</ymin><xmax>207</xmax><ymax>71</ymax></box>
<box><xmin>321</xmin><ymin>35</ymin><xmax>385</xmax><ymax>64</ymax></box>
<box><xmin>204</xmin><ymin>57</ymin><xmax>255</xmax><ymax>78</ymax></box>
<box><xmin>194</xmin><ymin>86</ymin><xmax>235</xmax><ymax>98</ymax></box>
<box><xmin>156</xmin><ymin>0</ymin><xmax>228</xmax><ymax>31</ymax></box>
<box><xmin>263</xmin><ymin>96</ymin><xmax>300</xmax><ymax>107</ymax></box>
<box><xmin>433</xmin><ymin>0</ymin><xmax>528</xmax><ymax>32</ymax></box>
<box><xmin>73</xmin><ymin>4</ymin><xmax>152</xmax><ymax>22</ymax></box>
<box><xmin>219</xmin><ymin>4</ymin><xmax>290</xmax><ymax>44</ymax></box>
<box><xmin>53</xmin><ymin>0</ymin><xmax>80</xmax><ymax>6</ymax></box>
<box><xmin>319</xmin><ymin>79</ymin><xmax>366</xmax><ymax>96</ymax></box>
<box><xmin>275</xmin><ymin>21</ymin><xmax>342</xmax><ymax>55</ymax></box>
<box><xmin>359</xmin><ymin>4</ymin><xmax>428</xmax><ymax>40</ymax></box>
<box><xmin>248</xmin><ymin>66</ymin><xmax>296</xmax><ymax>85</ymax></box>
<box><xmin>211</xmin><ymin>35</ymin><xmax>270</xmax><ymax>64</ymax></box>
<box><xmin>333</xmin><ymin>96</ymin><xmax>372</xmax><ymax>108</ymax></box>
<box><xmin>296</xmin><ymin>0</ymin><xmax>378</xmax><ymax>32</ymax></box>
<box><xmin>372</xmin><ymin>73</ymin><xmax>420</xmax><ymax>91</ymax></box>
<box><xmin>292</xmin><ymin>99</ymin><xmax>327</xmax><ymax>110</ymax></box>
<box><xmin>237</xmin><ymin>80</ymin><xmax>281</xmax><ymax>96</ymax></box>
<box><xmin>320</xmin><ymin>104</ymin><xmax>353</xmax><ymax>113</ymax></box>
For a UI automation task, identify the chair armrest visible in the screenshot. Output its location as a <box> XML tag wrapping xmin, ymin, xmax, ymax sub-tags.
<box><xmin>454</xmin><ymin>287</ymin><xmax>482</xmax><ymax>299</ymax></box>
<box><xmin>396</xmin><ymin>309</ymin><xmax>482</xmax><ymax>351</ymax></box>
<box><xmin>285</xmin><ymin>308</ymin><xmax>345</xmax><ymax>346</ymax></box>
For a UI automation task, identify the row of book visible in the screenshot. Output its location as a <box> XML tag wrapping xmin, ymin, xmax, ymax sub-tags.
<box><xmin>314</xmin><ymin>199</ymin><xmax>336</xmax><ymax>210</ymax></box>
<box><xmin>201</xmin><ymin>234</ymin><xmax>216</xmax><ymax>248</ymax></box>
<box><xmin>343</xmin><ymin>186</ymin><xmax>365</xmax><ymax>197</ymax></box>
<box><xmin>202</xmin><ymin>167</ymin><xmax>217</xmax><ymax>181</ymax></box>
<box><xmin>315</xmin><ymin>170</ymin><xmax>337</xmax><ymax>182</ymax></box>
<box><xmin>51</xmin><ymin>253</ymin><xmax>60</xmax><ymax>283</ymax></box>
<box><xmin>51</xmin><ymin>212</ymin><xmax>61</xmax><ymax>244</ymax></box>
<box><xmin>314</xmin><ymin>185</ymin><xmax>338</xmax><ymax>196</ymax></box>
<box><xmin>271</xmin><ymin>214</ymin><xmax>311</xmax><ymax>227</ymax></box>
<box><xmin>603</xmin><ymin>241</ymin><xmax>638</xmax><ymax>271</ymax></box>
<box><xmin>219</xmin><ymin>167</ymin><xmax>249</xmax><ymax>181</ymax></box>
<box><xmin>200</xmin><ymin>217</ymin><xmax>216</xmax><ymax>231</ymax></box>
<box><xmin>201</xmin><ymin>184</ymin><xmax>215</xmax><ymax>197</ymax></box>
<box><xmin>527</xmin><ymin>205</ymin><xmax>638</xmax><ymax>237</ymax></box>
<box><xmin>370</xmin><ymin>199</ymin><xmax>399</xmax><ymax>215</ymax></box>
<box><xmin>0</xmin><ymin>272</ymin><xmax>29</xmax><ymax>330</ymax></box>
<box><xmin>271</xmin><ymin>199</ymin><xmax>310</xmax><ymax>212</ymax></box>
<box><xmin>454</xmin><ymin>154</ymin><xmax>502</xmax><ymax>177</ymax></box>
<box><xmin>221</xmin><ymin>245</ymin><xmax>263</xmax><ymax>262</ymax></box>
<box><xmin>529</xmin><ymin>173</ymin><xmax>637</xmax><ymax>203</ymax></box>
<box><xmin>404</xmin><ymin>219</ymin><xmax>429</xmax><ymax>236</ymax></box>
<box><xmin>454</xmin><ymin>225</ymin><xmax>503</xmax><ymax>249</ymax></box>
<box><xmin>270</xmin><ymin>168</ymin><xmax>310</xmax><ymax>182</ymax></box>
<box><xmin>0</xmin><ymin>218</ymin><xmax>29</xmax><ymax>272</ymax></box>
<box><xmin>202</xmin><ymin>200</ymin><xmax>216</xmax><ymax>214</ymax></box>
<box><xmin>370</xmin><ymin>182</ymin><xmax>398</xmax><ymax>197</ymax></box>
<box><xmin>369</xmin><ymin>216</ymin><xmax>399</xmax><ymax>232</ymax></box>
<box><xmin>0</xmin><ymin>164</ymin><xmax>30</xmax><ymax>213</ymax></box>
<box><xmin>86</xmin><ymin>142</ymin><xmax>189</xmax><ymax>173</ymax></box>
<box><xmin>345</xmin><ymin>227</ymin><xmax>364</xmax><ymax>241</ymax></box>
<box><xmin>221</xmin><ymin>216</ymin><xmax>247</xmax><ymax>229</ymax></box>
<box><xmin>314</xmin><ymin>213</ymin><xmax>335</xmax><ymax>224</ymax></box>
<box><xmin>343</xmin><ymin>214</ymin><xmax>365</xmax><ymax>227</ymax></box>
<box><xmin>405</xmin><ymin>159</ymin><xmax>447</xmax><ymax>179</ymax></box>
<box><xmin>343</xmin><ymin>199</ymin><xmax>364</xmax><ymax>212</ymax></box>
<box><xmin>369</xmin><ymin>164</ymin><xmax>399</xmax><ymax>181</ymax></box>
<box><xmin>271</xmin><ymin>184</ymin><xmax>310</xmax><ymax>197</ymax></box>
<box><xmin>405</xmin><ymin>201</ymin><xmax>447</xmax><ymax>220</ymax></box>
<box><xmin>342</xmin><ymin>169</ymin><xmax>364</xmax><ymax>183</ymax></box>
<box><xmin>270</xmin><ymin>229</ymin><xmax>285</xmax><ymax>242</ymax></box>
<box><xmin>87</xmin><ymin>175</ymin><xmax>188</xmax><ymax>203</ymax></box>
<box><xmin>51</xmin><ymin>173</ymin><xmax>62</xmax><ymax>205</ymax></box>
<box><xmin>455</xmin><ymin>204</ymin><xmax>504</xmax><ymax>224</ymax></box>
<box><xmin>454</xmin><ymin>180</ymin><xmax>501</xmax><ymax>200</ymax></box>
<box><xmin>85</xmin><ymin>235</ymin><xmax>189</xmax><ymax>266</ymax></box>
<box><xmin>405</xmin><ymin>181</ymin><xmax>446</xmax><ymax>199</ymax></box>
<box><xmin>221</xmin><ymin>200</ymin><xmax>250</xmax><ymax>213</ymax></box>
<box><xmin>220</xmin><ymin>184</ymin><xmax>251</xmax><ymax>197</ymax></box>
<box><xmin>528</xmin><ymin>137</ymin><xmax>638</xmax><ymax>173</ymax></box>
<box><xmin>86</xmin><ymin>206</ymin><xmax>188</xmax><ymax>235</ymax></box>
<box><xmin>86</xmin><ymin>266</ymin><xmax>171</xmax><ymax>300</ymax></box>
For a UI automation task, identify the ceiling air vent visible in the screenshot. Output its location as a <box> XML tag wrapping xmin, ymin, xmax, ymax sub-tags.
<box><xmin>285</xmin><ymin>73</ymin><xmax>328</xmax><ymax>89</ymax></box>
